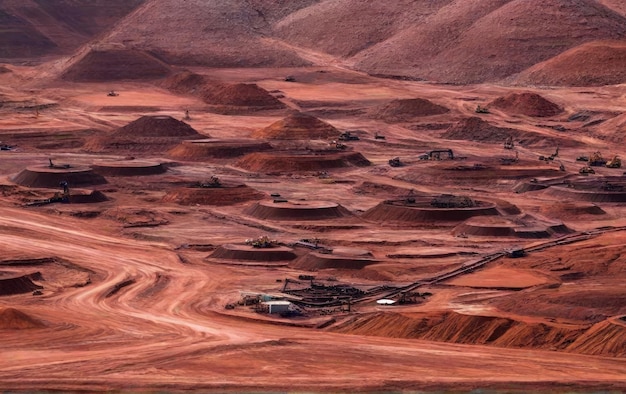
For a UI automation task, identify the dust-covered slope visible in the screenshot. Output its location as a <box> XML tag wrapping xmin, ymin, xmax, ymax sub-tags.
<box><xmin>513</xmin><ymin>40</ymin><xmax>626</xmax><ymax>86</ymax></box>
<box><xmin>274</xmin><ymin>0</ymin><xmax>452</xmax><ymax>58</ymax></box>
<box><xmin>0</xmin><ymin>0</ymin><xmax>144</xmax><ymax>60</ymax></box>
<box><xmin>98</xmin><ymin>0</ymin><xmax>314</xmax><ymax>68</ymax></box>
<box><xmin>352</xmin><ymin>0</ymin><xmax>626</xmax><ymax>83</ymax></box>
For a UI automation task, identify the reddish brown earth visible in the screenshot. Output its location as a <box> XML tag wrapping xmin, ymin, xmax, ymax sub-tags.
<box><xmin>489</xmin><ymin>92</ymin><xmax>564</xmax><ymax>117</ymax></box>
<box><xmin>371</xmin><ymin>98</ymin><xmax>450</xmax><ymax>123</ymax></box>
<box><xmin>2</xmin><ymin>3</ymin><xmax>626</xmax><ymax>392</ymax></box>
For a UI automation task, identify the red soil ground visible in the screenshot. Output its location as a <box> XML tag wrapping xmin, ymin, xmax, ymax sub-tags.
<box><xmin>162</xmin><ymin>185</ymin><xmax>265</xmax><ymax>206</ymax></box>
<box><xmin>168</xmin><ymin>139</ymin><xmax>273</xmax><ymax>160</ymax></box>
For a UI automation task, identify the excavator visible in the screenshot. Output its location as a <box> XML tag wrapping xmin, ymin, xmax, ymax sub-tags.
<box><xmin>606</xmin><ymin>155</ymin><xmax>621</xmax><ymax>168</ymax></box>
<box><xmin>504</xmin><ymin>136</ymin><xmax>514</xmax><ymax>150</ymax></box>
<box><xmin>26</xmin><ymin>181</ymin><xmax>70</xmax><ymax>207</ymax></box>
<box><xmin>589</xmin><ymin>151</ymin><xmax>606</xmax><ymax>167</ymax></box>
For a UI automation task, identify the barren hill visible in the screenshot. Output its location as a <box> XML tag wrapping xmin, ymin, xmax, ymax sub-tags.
<box><xmin>98</xmin><ymin>0</ymin><xmax>313</xmax><ymax>68</ymax></box>
<box><xmin>352</xmin><ymin>0</ymin><xmax>626</xmax><ymax>83</ymax></box>
<box><xmin>251</xmin><ymin>113</ymin><xmax>340</xmax><ymax>140</ymax></box>
<box><xmin>0</xmin><ymin>0</ymin><xmax>144</xmax><ymax>61</ymax></box>
<box><xmin>274</xmin><ymin>0</ymin><xmax>450</xmax><ymax>58</ymax></box>
<box><xmin>514</xmin><ymin>41</ymin><xmax>626</xmax><ymax>86</ymax></box>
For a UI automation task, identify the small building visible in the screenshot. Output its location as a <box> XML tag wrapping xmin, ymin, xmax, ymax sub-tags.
<box><xmin>264</xmin><ymin>300</ymin><xmax>291</xmax><ymax>314</ymax></box>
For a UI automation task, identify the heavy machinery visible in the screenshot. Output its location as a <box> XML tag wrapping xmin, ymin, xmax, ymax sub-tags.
<box><xmin>196</xmin><ymin>176</ymin><xmax>221</xmax><ymax>188</ymax></box>
<box><xmin>589</xmin><ymin>151</ymin><xmax>606</xmax><ymax>167</ymax></box>
<box><xmin>504</xmin><ymin>136</ymin><xmax>514</xmax><ymax>150</ymax></box>
<box><xmin>107</xmin><ymin>90</ymin><xmax>119</xmax><ymax>97</ymax></box>
<box><xmin>374</xmin><ymin>132</ymin><xmax>385</xmax><ymax>140</ymax></box>
<box><xmin>475</xmin><ymin>105</ymin><xmax>490</xmax><ymax>114</ymax></box>
<box><xmin>26</xmin><ymin>181</ymin><xmax>70</xmax><ymax>207</ymax></box>
<box><xmin>579</xmin><ymin>166</ymin><xmax>595</xmax><ymax>175</ymax></box>
<box><xmin>388</xmin><ymin>157</ymin><xmax>402</xmax><ymax>167</ymax></box>
<box><xmin>338</xmin><ymin>131</ymin><xmax>359</xmax><ymax>141</ymax></box>
<box><xmin>606</xmin><ymin>155</ymin><xmax>621</xmax><ymax>168</ymax></box>
<box><xmin>427</xmin><ymin>149</ymin><xmax>454</xmax><ymax>160</ymax></box>
<box><xmin>430</xmin><ymin>194</ymin><xmax>476</xmax><ymax>208</ymax></box>
<box><xmin>245</xmin><ymin>235</ymin><xmax>276</xmax><ymax>248</ymax></box>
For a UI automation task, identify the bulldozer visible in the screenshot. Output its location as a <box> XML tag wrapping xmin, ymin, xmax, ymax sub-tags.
<box><xmin>579</xmin><ymin>166</ymin><xmax>595</xmax><ymax>175</ymax></box>
<box><xmin>388</xmin><ymin>157</ymin><xmax>402</xmax><ymax>167</ymax></box>
<box><xmin>475</xmin><ymin>105</ymin><xmax>490</xmax><ymax>114</ymax></box>
<box><xmin>606</xmin><ymin>155</ymin><xmax>621</xmax><ymax>168</ymax></box>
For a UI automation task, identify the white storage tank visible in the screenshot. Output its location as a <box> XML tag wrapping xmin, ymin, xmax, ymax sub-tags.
<box><xmin>264</xmin><ymin>300</ymin><xmax>291</xmax><ymax>314</ymax></box>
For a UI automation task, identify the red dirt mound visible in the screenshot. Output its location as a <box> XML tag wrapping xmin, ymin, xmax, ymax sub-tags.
<box><xmin>206</xmin><ymin>83</ymin><xmax>285</xmax><ymax>108</ymax></box>
<box><xmin>236</xmin><ymin>151</ymin><xmax>370</xmax><ymax>173</ymax></box>
<box><xmin>251</xmin><ymin>113</ymin><xmax>341</xmax><ymax>140</ymax></box>
<box><xmin>490</xmin><ymin>92</ymin><xmax>563</xmax><ymax>117</ymax></box>
<box><xmin>291</xmin><ymin>252</ymin><xmax>378</xmax><ymax>270</ymax></box>
<box><xmin>0</xmin><ymin>65</ymin><xmax>10</xmax><ymax>73</ymax></box>
<box><xmin>162</xmin><ymin>185</ymin><xmax>265</xmax><ymax>206</ymax></box>
<box><xmin>371</xmin><ymin>98</ymin><xmax>449</xmax><ymax>123</ymax></box>
<box><xmin>85</xmin><ymin>115</ymin><xmax>204</xmax><ymax>153</ymax></box>
<box><xmin>209</xmin><ymin>244</ymin><xmax>297</xmax><ymax>262</ymax></box>
<box><xmin>12</xmin><ymin>166</ymin><xmax>107</xmax><ymax>188</ymax></box>
<box><xmin>0</xmin><ymin>308</ymin><xmax>45</xmax><ymax>329</ymax></box>
<box><xmin>0</xmin><ymin>274</ymin><xmax>43</xmax><ymax>296</ymax></box>
<box><xmin>61</xmin><ymin>49</ymin><xmax>171</xmax><ymax>82</ymax></box>
<box><xmin>91</xmin><ymin>161</ymin><xmax>166</xmax><ymax>176</ymax></box>
<box><xmin>534</xmin><ymin>202</ymin><xmax>607</xmax><ymax>220</ymax></box>
<box><xmin>168</xmin><ymin>139</ymin><xmax>273</xmax><ymax>160</ymax></box>
<box><xmin>442</xmin><ymin>117</ymin><xmax>520</xmax><ymax>143</ymax></box>
<box><xmin>332</xmin><ymin>311</ymin><xmax>584</xmax><ymax>352</ymax></box>
<box><xmin>68</xmin><ymin>190</ymin><xmax>109</xmax><ymax>204</ymax></box>
<box><xmin>245</xmin><ymin>201</ymin><xmax>352</xmax><ymax>221</ymax></box>
<box><xmin>112</xmin><ymin>115</ymin><xmax>202</xmax><ymax>138</ymax></box>
<box><xmin>514</xmin><ymin>41</ymin><xmax>626</xmax><ymax>87</ymax></box>
<box><xmin>361</xmin><ymin>198</ymin><xmax>499</xmax><ymax>224</ymax></box>
<box><xmin>567</xmin><ymin>320</ymin><xmax>626</xmax><ymax>357</ymax></box>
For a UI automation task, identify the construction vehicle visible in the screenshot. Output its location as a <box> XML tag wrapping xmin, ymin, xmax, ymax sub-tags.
<box><xmin>427</xmin><ymin>149</ymin><xmax>454</xmax><ymax>160</ymax></box>
<box><xmin>0</xmin><ymin>144</ymin><xmax>13</xmax><ymax>151</ymax></box>
<box><xmin>405</xmin><ymin>189</ymin><xmax>417</xmax><ymax>204</ymax></box>
<box><xmin>26</xmin><ymin>181</ymin><xmax>70</xmax><ymax>207</ymax></box>
<box><xmin>504</xmin><ymin>136</ymin><xmax>514</xmax><ymax>150</ymax></box>
<box><xmin>576</xmin><ymin>156</ymin><xmax>589</xmax><ymax>162</ymax></box>
<box><xmin>579</xmin><ymin>166</ymin><xmax>595</xmax><ymax>175</ymax></box>
<box><xmin>500</xmin><ymin>151</ymin><xmax>519</xmax><ymax>165</ymax></box>
<box><xmin>559</xmin><ymin>161</ymin><xmax>565</xmax><ymax>171</ymax></box>
<box><xmin>388</xmin><ymin>157</ymin><xmax>402</xmax><ymax>167</ymax></box>
<box><xmin>338</xmin><ymin>131</ymin><xmax>359</xmax><ymax>141</ymax></box>
<box><xmin>606</xmin><ymin>155</ymin><xmax>621</xmax><ymax>168</ymax></box>
<box><xmin>245</xmin><ymin>235</ymin><xmax>276</xmax><ymax>248</ymax></box>
<box><xmin>475</xmin><ymin>105</ymin><xmax>490</xmax><ymax>114</ymax></box>
<box><xmin>196</xmin><ymin>176</ymin><xmax>221</xmax><ymax>188</ymax></box>
<box><xmin>589</xmin><ymin>151</ymin><xmax>606</xmax><ymax>167</ymax></box>
<box><xmin>107</xmin><ymin>90</ymin><xmax>119</xmax><ymax>97</ymax></box>
<box><xmin>374</xmin><ymin>132</ymin><xmax>385</xmax><ymax>140</ymax></box>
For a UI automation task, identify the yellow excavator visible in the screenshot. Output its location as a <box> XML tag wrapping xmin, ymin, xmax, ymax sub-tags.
<box><xmin>606</xmin><ymin>155</ymin><xmax>621</xmax><ymax>168</ymax></box>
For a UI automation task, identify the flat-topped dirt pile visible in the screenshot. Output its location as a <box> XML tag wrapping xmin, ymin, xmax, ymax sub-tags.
<box><xmin>452</xmin><ymin>214</ymin><xmax>571</xmax><ymax>238</ymax></box>
<box><xmin>292</xmin><ymin>251</ymin><xmax>378</xmax><ymax>270</ymax></box>
<box><xmin>209</xmin><ymin>244</ymin><xmax>297</xmax><ymax>262</ymax></box>
<box><xmin>163</xmin><ymin>71</ymin><xmax>285</xmax><ymax>110</ymax></box>
<box><xmin>61</xmin><ymin>49</ymin><xmax>171</xmax><ymax>82</ymax></box>
<box><xmin>67</xmin><ymin>190</ymin><xmax>109</xmax><ymax>204</ymax></box>
<box><xmin>442</xmin><ymin>117</ymin><xmax>522</xmax><ymax>143</ymax></box>
<box><xmin>86</xmin><ymin>115</ymin><xmax>204</xmax><ymax>153</ymax></box>
<box><xmin>362</xmin><ymin>195</ymin><xmax>499</xmax><ymax>225</ymax></box>
<box><xmin>545</xmin><ymin>178</ymin><xmax>626</xmax><ymax>203</ymax></box>
<box><xmin>13</xmin><ymin>165</ymin><xmax>107</xmax><ymax>188</ymax></box>
<box><xmin>162</xmin><ymin>184</ymin><xmax>265</xmax><ymax>206</ymax></box>
<box><xmin>168</xmin><ymin>139</ymin><xmax>272</xmax><ymax>160</ymax></box>
<box><xmin>514</xmin><ymin>41</ymin><xmax>626</xmax><ymax>87</ymax></box>
<box><xmin>236</xmin><ymin>151</ymin><xmax>370</xmax><ymax>172</ymax></box>
<box><xmin>371</xmin><ymin>98</ymin><xmax>449</xmax><ymax>123</ymax></box>
<box><xmin>245</xmin><ymin>200</ymin><xmax>352</xmax><ymax>221</ymax></box>
<box><xmin>490</xmin><ymin>92</ymin><xmax>563</xmax><ymax>117</ymax></box>
<box><xmin>91</xmin><ymin>160</ymin><xmax>166</xmax><ymax>176</ymax></box>
<box><xmin>0</xmin><ymin>308</ymin><xmax>46</xmax><ymax>329</ymax></box>
<box><xmin>251</xmin><ymin>113</ymin><xmax>341</xmax><ymax>140</ymax></box>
